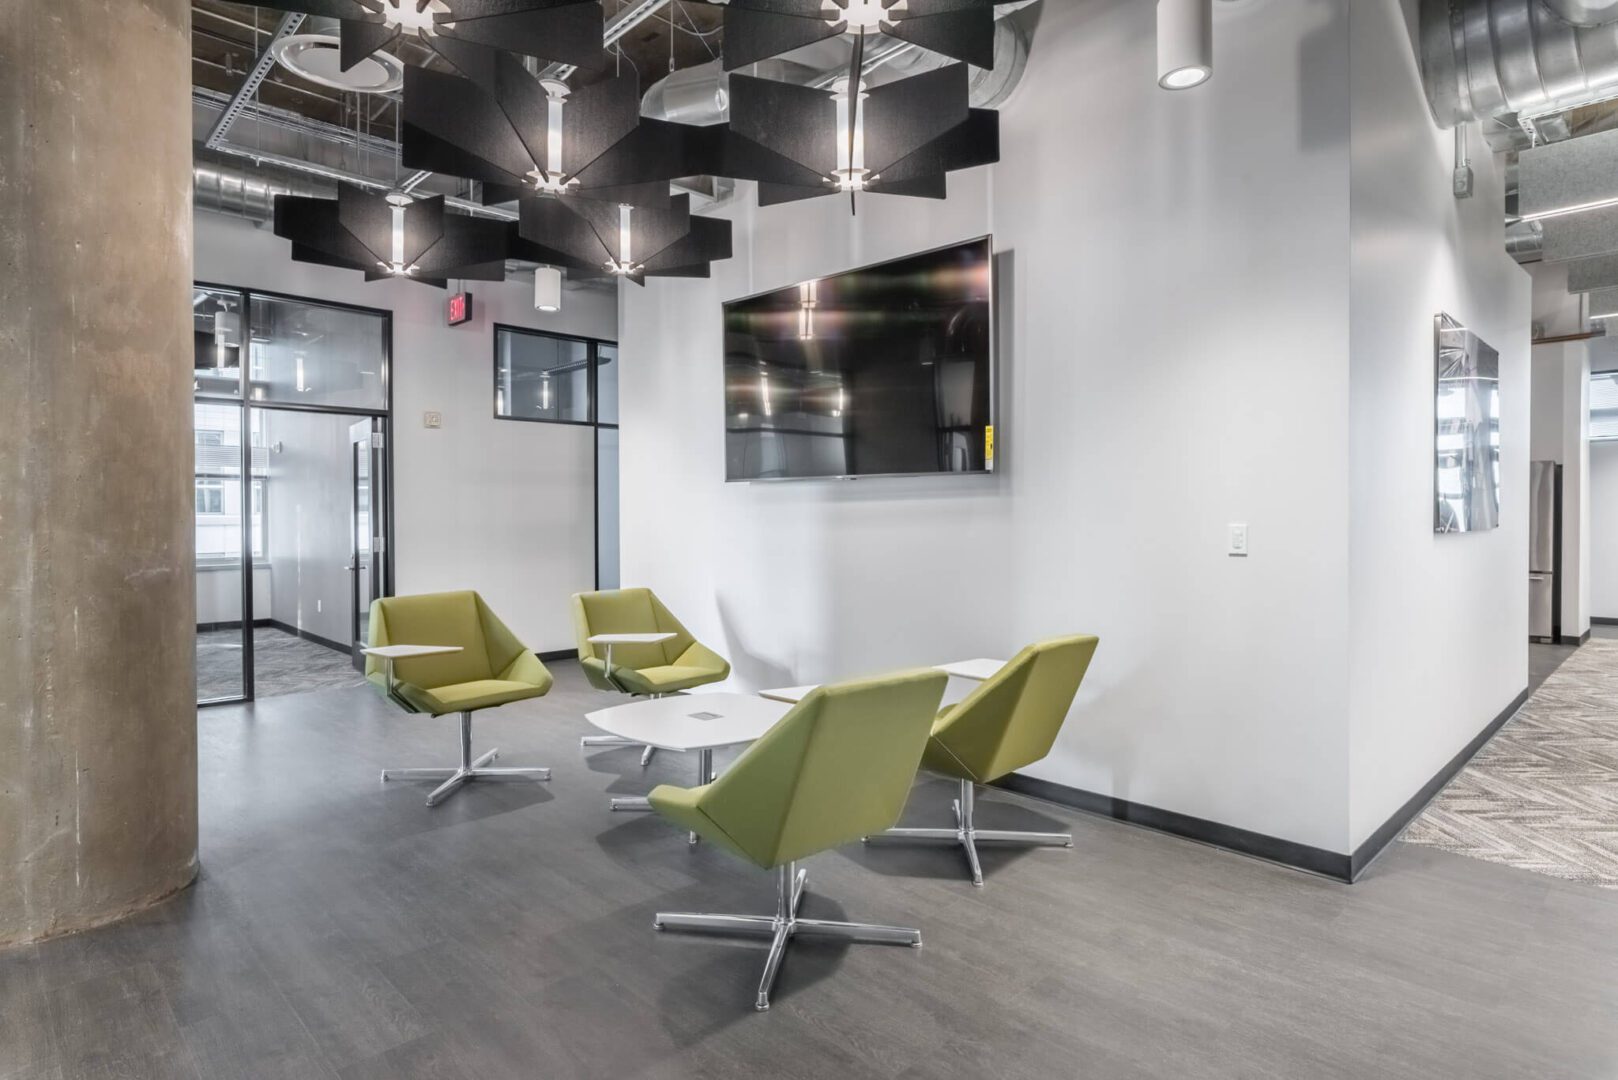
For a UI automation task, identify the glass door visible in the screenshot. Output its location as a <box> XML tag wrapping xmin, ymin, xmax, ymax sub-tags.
<box><xmin>350</xmin><ymin>418</ymin><xmax>387</xmax><ymax>669</ymax></box>
<box><xmin>193</xmin><ymin>283</ymin><xmax>391</xmax><ymax>704</ymax></box>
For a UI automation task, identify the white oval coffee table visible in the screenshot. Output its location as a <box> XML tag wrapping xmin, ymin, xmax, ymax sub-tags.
<box><xmin>586</xmin><ymin>692</ymin><xmax>791</xmax><ymax>844</ymax></box>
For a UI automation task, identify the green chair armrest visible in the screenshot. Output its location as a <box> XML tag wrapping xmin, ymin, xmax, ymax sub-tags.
<box><xmin>498</xmin><ymin>649</ymin><xmax>555</xmax><ymax>695</ymax></box>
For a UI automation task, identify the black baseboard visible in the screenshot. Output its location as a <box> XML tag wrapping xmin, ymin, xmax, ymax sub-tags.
<box><xmin>994</xmin><ymin>684</ymin><xmax>1533</xmax><ymax>885</ymax></box>
<box><xmin>1592</xmin><ymin>617</ymin><xmax>1618</xmax><ymax>626</ymax></box>
<box><xmin>537</xmin><ymin>649</ymin><xmax>577</xmax><ymax>663</ymax></box>
<box><xmin>1564</xmin><ymin>629</ymin><xmax>1593</xmax><ymax>646</ymax></box>
<box><xmin>265</xmin><ymin>619</ymin><xmax>350</xmax><ymax>657</ymax></box>
<box><xmin>992</xmin><ymin>774</ymin><xmax>1353</xmax><ymax>881</ymax></box>
<box><xmin>1347</xmin><ymin>684</ymin><xmax>1531</xmax><ymax>880</ymax></box>
<box><xmin>197</xmin><ymin>619</ymin><xmax>273</xmax><ymax>633</ymax></box>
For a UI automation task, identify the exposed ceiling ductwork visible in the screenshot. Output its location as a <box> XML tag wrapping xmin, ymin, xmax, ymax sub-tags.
<box><xmin>642</xmin><ymin>7</ymin><xmax>1033</xmax><ymax>126</ymax></box>
<box><xmin>194</xmin><ymin>152</ymin><xmax>332</xmax><ymax>222</ymax></box>
<box><xmin>1421</xmin><ymin>0</ymin><xmax>1618</xmax><ymax>140</ymax></box>
<box><xmin>1542</xmin><ymin>0</ymin><xmax>1618</xmax><ymax>25</ymax></box>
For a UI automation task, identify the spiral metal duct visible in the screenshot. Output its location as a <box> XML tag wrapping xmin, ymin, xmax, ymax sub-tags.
<box><xmin>1421</xmin><ymin>0</ymin><xmax>1618</xmax><ymax>130</ymax></box>
<box><xmin>193</xmin><ymin>155</ymin><xmax>333</xmax><ymax>223</ymax></box>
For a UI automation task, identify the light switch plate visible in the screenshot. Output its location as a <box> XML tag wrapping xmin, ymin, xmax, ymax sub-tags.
<box><xmin>1228</xmin><ymin>523</ymin><xmax>1249</xmax><ymax>557</ymax></box>
<box><xmin>423</xmin><ymin>411</ymin><xmax>443</xmax><ymax>429</ymax></box>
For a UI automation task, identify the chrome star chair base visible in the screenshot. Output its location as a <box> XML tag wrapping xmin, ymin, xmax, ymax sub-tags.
<box><xmin>865</xmin><ymin>779</ymin><xmax>1071</xmax><ymax>887</ymax></box>
<box><xmin>655</xmin><ymin>863</ymin><xmax>921</xmax><ymax>1012</ymax></box>
<box><xmin>382</xmin><ymin>710</ymin><xmax>551</xmax><ymax>807</ymax></box>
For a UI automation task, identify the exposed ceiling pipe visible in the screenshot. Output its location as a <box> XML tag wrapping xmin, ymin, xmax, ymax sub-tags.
<box><xmin>1421</xmin><ymin>0</ymin><xmax>1618</xmax><ymax>132</ymax></box>
<box><xmin>1506</xmin><ymin>219</ymin><xmax>1545</xmax><ymax>262</ymax></box>
<box><xmin>1542</xmin><ymin>0</ymin><xmax>1618</xmax><ymax>25</ymax></box>
<box><xmin>205</xmin><ymin>141</ymin><xmax>518</xmax><ymax>221</ymax></box>
<box><xmin>194</xmin><ymin>155</ymin><xmax>333</xmax><ymax>223</ymax></box>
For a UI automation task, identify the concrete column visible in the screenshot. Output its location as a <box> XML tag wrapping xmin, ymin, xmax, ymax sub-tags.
<box><xmin>0</xmin><ymin>0</ymin><xmax>198</xmax><ymax>944</ymax></box>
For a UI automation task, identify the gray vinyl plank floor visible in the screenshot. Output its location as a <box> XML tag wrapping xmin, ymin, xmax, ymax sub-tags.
<box><xmin>8</xmin><ymin>660</ymin><xmax>1618</xmax><ymax>1079</ymax></box>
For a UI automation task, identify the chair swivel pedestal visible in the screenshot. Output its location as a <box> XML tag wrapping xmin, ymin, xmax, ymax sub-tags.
<box><xmin>655</xmin><ymin>862</ymin><xmax>921</xmax><ymax>1012</ymax></box>
<box><xmin>648</xmin><ymin>669</ymin><xmax>948</xmax><ymax>1011</ymax></box>
<box><xmin>865</xmin><ymin>634</ymin><xmax>1100</xmax><ymax>886</ymax></box>
<box><xmin>380</xmin><ymin>708</ymin><xmax>551</xmax><ymax>807</ymax></box>
<box><xmin>867</xmin><ymin>777</ymin><xmax>1072</xmax><ymax>887</ymax></box>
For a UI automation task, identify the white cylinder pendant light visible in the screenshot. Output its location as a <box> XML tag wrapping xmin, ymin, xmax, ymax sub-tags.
<box><xmin>1158</xmin><ymin>0</ymin><xmax>1212</xmax><ymax>91</ymax></box>
<box><xmin>534</xmin><ymin>266</ymin><xmax>562</xmax><ymax>313</ymax></box>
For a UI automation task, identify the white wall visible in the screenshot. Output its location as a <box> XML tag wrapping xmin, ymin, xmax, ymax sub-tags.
<box><xmin>1344</xmin><ymin>0</ymin><xmax>1532</xmax><ymax>849</ymax></box>
<box><xmin>195</xmin><ymin>211</ymin><xmax>617</xmax><ymax>653</ymax></box>
<box><xmin>623</xmin><ymin>0</ymin><xmax>1357</xmax><ymax>852</ymax></box>
<box><xmin>620</xmin><ymin>0</ymin><xmax>1533</xmax><ymax>857</ymax></box>
<box><xmin>1592</xmin><ymin>440</ymin><xmax>1618</xmax><ymax>618</ymax></box>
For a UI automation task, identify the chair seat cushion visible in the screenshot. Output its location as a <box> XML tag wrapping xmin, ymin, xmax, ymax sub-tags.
<box><xmin>613</xmin><ymin>664</ymin><xmax>728</xmax><ymax>696</ymax></box>
<box><xmin>402</xmin><ymin>678</ymin><xmax>549</xmax><ymax>716</ymax></box>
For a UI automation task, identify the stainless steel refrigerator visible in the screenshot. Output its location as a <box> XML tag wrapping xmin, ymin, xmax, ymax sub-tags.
<box><xmin>1529</xmin><ymin>460</ymin><xmax>1560</xmax><ymax>641</ymax></box>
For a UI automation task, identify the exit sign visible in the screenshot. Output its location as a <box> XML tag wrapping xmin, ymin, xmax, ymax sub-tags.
<box><xmin>447</xmin><ymin>292</ymin><xmax>474</xmax><ymax>326</ymax></box>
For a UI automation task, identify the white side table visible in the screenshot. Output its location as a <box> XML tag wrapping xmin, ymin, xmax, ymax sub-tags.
<box><xmin>587</xmin><ymin>632</ymin><xmax>677</xmax><ymax>685</ymax></box>
<box><xmin>586</xmin><ymin>692</ymin><xmax>790</xmax><ymax>844</ymax></box>
<box><xmin>361</xmin><ymin>644</ymin><xmax>464</xmax><ymax>711</ymax></box>
<box><xmin>936</xmin><ymin>658</ymin><xmax>1007</xmax><ymax>682</ymax></box>
<box><xmin>759</xmin><ymin>659</ymin><xmax>1008</xmax><ymax>708</ymax></box>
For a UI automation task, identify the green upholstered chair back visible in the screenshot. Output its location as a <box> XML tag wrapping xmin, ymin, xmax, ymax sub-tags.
<box><xmin>365</xmin><ymin>591</ymin><xmax>528</xmax><ymax>690</ymax></box>
<box><xmin>698</xmin><ymin>669</ymin><xmax>949</xmax><ymax>869</ymax></box>
<box><xmin>928</xmin><ymin>635</ymin><xmax>1100</xmax><ymax>784</ymax></box>
<box><xmin>571</xmin><ymin>589</ymin><xmax>697</xmax><ymax>669</ymax></box>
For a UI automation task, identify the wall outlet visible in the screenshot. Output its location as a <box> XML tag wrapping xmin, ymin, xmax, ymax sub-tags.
<box><xmin>423</xmin><ymin>410</ymin><xmax>443</xmax><ymax>429</ymax></box>
<box><xmin>316</xmin><ymin>599</ymin><xmax>322</xmax><ymax>613</ymax></box>
<box><xmin>1228</xmin><ymin>524</ymin><xmax>1249</xmax><ymax>557</ymax></box>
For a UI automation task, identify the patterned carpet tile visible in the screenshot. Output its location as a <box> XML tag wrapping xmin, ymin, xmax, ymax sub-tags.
<box><xmin>1402</xmin><ymin>639</ymin><xmax>1618</xmax><ymax>889</ymax></box>
<box><xmin>199</xmin><ymin>627</ymin><xmax>368</xmax><ymax>701</ymax></box>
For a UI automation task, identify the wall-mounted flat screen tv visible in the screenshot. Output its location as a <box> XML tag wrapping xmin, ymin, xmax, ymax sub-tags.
<box><xmin>722</xmin><ymin>236</ymin><xmax>995</xmax><ymax>482</ymax></box>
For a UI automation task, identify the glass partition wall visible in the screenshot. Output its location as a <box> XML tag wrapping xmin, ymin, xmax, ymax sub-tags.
<box><xmin>194</xmin><ymin>284</ymin><xmax>392</xmax><ymax>706</ymax></box>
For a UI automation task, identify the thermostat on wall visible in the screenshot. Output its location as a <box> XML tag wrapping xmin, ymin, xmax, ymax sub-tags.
<box><xmin>423</xmin><ymin>411</ymin><xmax>443</xmax><ymax>429</ymax></box>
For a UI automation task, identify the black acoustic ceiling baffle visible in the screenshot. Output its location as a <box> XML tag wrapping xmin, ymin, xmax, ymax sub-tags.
<box><xmin>247</xmin><ymin>0</ymin><xmax>606</xmax><ymax>78</ymax></box>
<box><xmin>273</xmin><ymin>183</ymin><xmax>510</xmax><ymax>289</ymax></box>
<box><xmin>400</xmin><ymin>60</ymin><xmax>672</xmax><ymax>209</ymax></box>
<box><xmin>716</xmin><ymin>0</ymin><xmax>1008</xmax><ymax>71</ymax></box>
<box><xmin>514</xmin><ymin>193</ymin><xmax>733</xmax><ymax>284</ymax></box>
<box><xmin>718</xmin><ymin>61</ymin><xmax>998</xmax><ymax>211</ymax></box>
